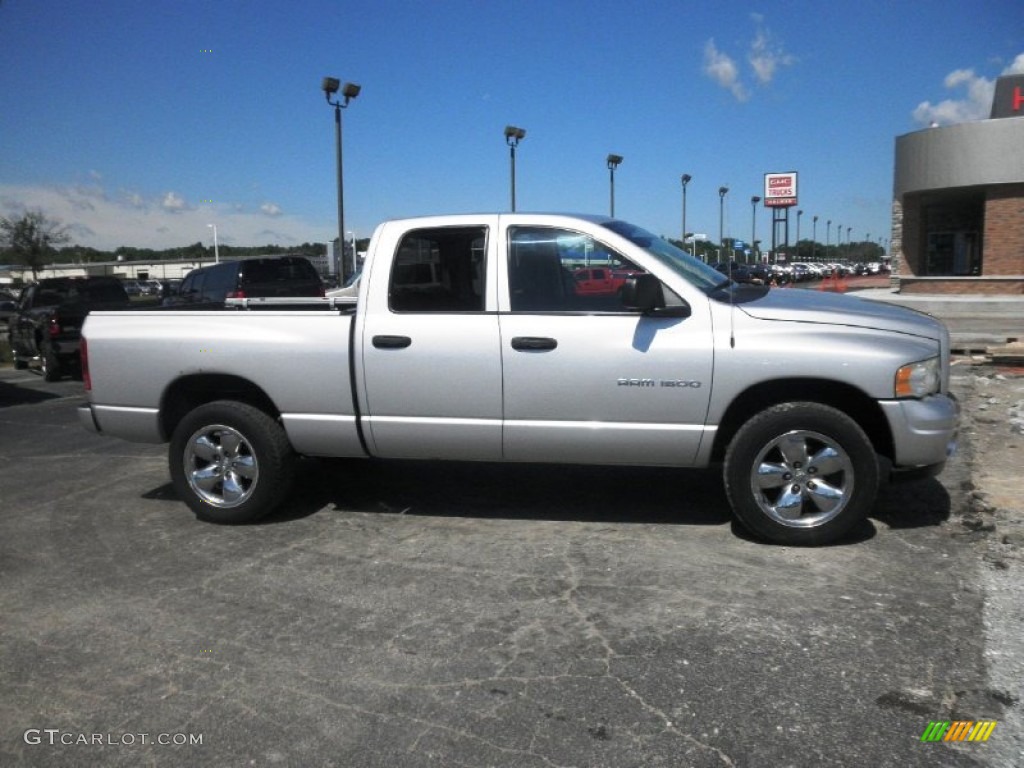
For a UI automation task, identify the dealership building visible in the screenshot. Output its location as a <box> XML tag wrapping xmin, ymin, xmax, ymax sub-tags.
<box><xmin>892</xmin><ymin>73</ymin><xmax>1024</xmax><ymax>294</ymax></box>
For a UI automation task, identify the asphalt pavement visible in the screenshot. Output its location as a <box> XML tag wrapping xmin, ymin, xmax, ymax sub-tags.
<box><xmin>0</xmin><ymin>365</ymin><xmax>1018</xmax><ymax>767</ymax></box>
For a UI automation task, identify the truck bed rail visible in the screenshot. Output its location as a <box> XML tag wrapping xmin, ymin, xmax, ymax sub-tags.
<box><xmin>225</xmin><ymin>296</ymin><xmax>357</xmax><ymax>310</ymax></box>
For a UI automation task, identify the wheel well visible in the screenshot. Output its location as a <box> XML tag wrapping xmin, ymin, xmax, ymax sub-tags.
<box><xmin>160</xmin><ymin>374</ymin><xmax>279</xmax><ymax>441</ymax></box>
<box><xmin>710</xmin><ymin>378</ymin><xmax>894</xmax><ymax>464</ymax></box>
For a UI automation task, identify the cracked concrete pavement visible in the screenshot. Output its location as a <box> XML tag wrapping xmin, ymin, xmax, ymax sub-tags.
<box><xmin>0</xmin><ymin>367</ymin><xmax>1020</xmax><ymax>767</ymax></box>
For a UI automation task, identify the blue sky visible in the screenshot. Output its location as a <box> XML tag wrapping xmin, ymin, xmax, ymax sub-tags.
<box><xmin>1</xmin><ymin>0</ymin><xmax>1022</xmax><ymax>252</ymax></box>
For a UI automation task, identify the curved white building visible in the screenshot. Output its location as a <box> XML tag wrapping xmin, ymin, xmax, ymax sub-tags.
<box><xmin>892</xmin><ymin>74</ymin><xmax>1024</xmax><ymax>294</ymax></box>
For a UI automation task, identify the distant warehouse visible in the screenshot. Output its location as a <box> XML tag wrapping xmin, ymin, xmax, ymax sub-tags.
<box><xmin>892</xmin><ymin>73</ymin><xmax>1024</xmax><ymax>294</ymax></box>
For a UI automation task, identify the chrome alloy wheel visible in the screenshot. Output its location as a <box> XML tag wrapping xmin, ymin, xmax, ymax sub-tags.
<box><xmin>182</xmin><ymin>424</ymin><xmax>259</xmax><ymax>508</ymax></box>
<box><xmin>749</xmin><ymin>429</ymin><xmax>854</xmax><ymax>528</ymax></box>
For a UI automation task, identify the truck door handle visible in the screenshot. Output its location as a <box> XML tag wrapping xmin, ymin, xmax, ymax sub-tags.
<box><xmin>372</xmin><ymin>335</ymin><xmax>412</xmax><ymax>349</ymax></box>
<box><xmin>511</xmin><ymin>336</ymin><xmax>557</xmax><ymax>351</ymax></box>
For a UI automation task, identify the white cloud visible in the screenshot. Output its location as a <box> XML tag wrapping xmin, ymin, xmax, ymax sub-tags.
<box><xmin>1005</xmin><ymin>53</ymin><xmax>1024</xmax><ymax>75</ymax></box>
<box><xmin>0</xmin><ymin>182</ymin><xmax>332</xmax><ymax>250</ymax></box>
<box><xmin>161</xmin><ymin>191</ymin><xmax>188</xmax><ymax>212</ymax></box>
<box><xmin>912</xmin><ymin>51</ymin><xmax>1024</xmax><ymax>126</ymax></box>
<box><xmin>703</xmin><ymin>18</ymin><xmax>794</xmax><ymax>102</ymax></box>
<box><xmin>260</xmin><ymin>202</ymin><xmax>283</xmax><ymax>217</ymax></box>
<box><xmin>748</xmin><ymin>24</ymin><xmax>795</xmax><ymax>85</ymax></box>
<box><xmin>703</xmin><ymin>39</ymin><xmax>748</xmax><ymax>102</ymax></box>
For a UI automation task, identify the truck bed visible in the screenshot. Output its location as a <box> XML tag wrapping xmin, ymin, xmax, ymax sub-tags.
<box><xmin>83</xmin><ymin>309</ymin><xmax>364</xmax><ymax>457</ymax></box>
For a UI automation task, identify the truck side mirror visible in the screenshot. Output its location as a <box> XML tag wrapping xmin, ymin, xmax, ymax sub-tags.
<box><xmin>622</xmin><ymin>273</ymin><xmax>690</xmax><ymax>318</ymax></box>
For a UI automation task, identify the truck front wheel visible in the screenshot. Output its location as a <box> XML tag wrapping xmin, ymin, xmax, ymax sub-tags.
<box><xmin>169</xmin><ymin>400</ymin><xmax>295</xmax><ymax>524</ymax></box>
<box><xmin>724</xmin><ymin>402</ymin><xmax>879</xmax><ymax>546</ymax></box>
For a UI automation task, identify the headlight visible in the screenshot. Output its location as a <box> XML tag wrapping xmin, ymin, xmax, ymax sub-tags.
<box><xmin>895</xmin><ymin>357</ymin><xmax>940</xmax><ymax>398</ymax></box>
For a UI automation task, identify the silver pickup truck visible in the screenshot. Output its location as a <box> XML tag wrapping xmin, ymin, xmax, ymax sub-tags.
<box><xmin>79</xmin><ymin>213</ymin><xmax>958</xmax><ymax>545</ymax></box>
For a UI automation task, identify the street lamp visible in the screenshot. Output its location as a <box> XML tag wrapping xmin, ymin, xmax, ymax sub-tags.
<box><xmin>680</xmin><ymin>174</ymin><xmax>691</xmax><ymax>254</ymax></box>
<box><xmin>796</xmin><ymin>210</ymin><xmax>803</xmax><ymax>257</ymax></box>
<box><xmin>207</xmin><ymin>223</ymin><xmax>219</xmax><ymax>264</ymax></box>
<box><xmin>750</xmin><ymin>196</ymin><xmax>760</xmax><ymax>264</ymax></box>
<box><xmin>826</xmin><ymin>219</ymin><xmax>832</xmax><ymax>254</ymax></box>
<box><xmin>606</xmin><ymin>154</ymin><xmax>623</xmax><ymax>216</ymax></box>
<box><xmin>812</xmin><ymin>215</ymin><xmax>818</xmax><ymax>262</ymax></box>
<box><xmin>504</xmin><ymin>125</ymin><xmax>526</xmax><ymax>212</ymax></box>
<box><xmin>322</xmin><ymin>76</ymin><xmax>361</xmax><ymax>282</ymax></box>
<box><xmin>718</xmin><ymin>186</ymin><xmax>729</xmax><ymax>252</ymax></box>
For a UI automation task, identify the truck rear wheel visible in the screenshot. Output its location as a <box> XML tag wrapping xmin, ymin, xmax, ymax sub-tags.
<box><xmin>169</xmin><ymin>400</ymin><xmax>295</xmax><ymax>524</ymax></box>
<box><xmin>40</xmin><ymin>341</ymin><xmax>62</xmax><ymax>382</ymax></box>
<box><xmin>723</xmin><ymin>402</ymin><xmax>879</xmax><ymax>546</ymax></box>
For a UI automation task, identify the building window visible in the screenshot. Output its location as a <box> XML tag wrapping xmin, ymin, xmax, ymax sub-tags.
<box><xmin>922</xmin><ymin>196</ymin><xmax>983</xmax><ymax>276</ymax></box>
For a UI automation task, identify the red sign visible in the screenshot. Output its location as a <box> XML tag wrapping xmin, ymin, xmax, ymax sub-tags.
<box><xmin>764</xmin><ymin>172</ymin><xmax>798</xmax><ymax>208</ymax></box>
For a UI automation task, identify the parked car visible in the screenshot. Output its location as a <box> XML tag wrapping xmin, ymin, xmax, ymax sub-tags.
<box><xmin>711</xmin><ymin>261</ymin><xmax>753</xmax><ymax>283</ymax></box>
<box><xmin>9</xmin><ymin>276</ymin><xmax>131</xmax><ymax>380</ymax></box>
<box><xmin>0</xmin><ymin>290</ymin><xmax>18</xmax><ymax>324</ymax></box>
<box><xmin>747</xmin><ymin>263</ymin><xmax>773</xmax><ymax>284</ymax></box>
<box><xmin>157</xmin><ymin>278</ymin><xmax>183</xmax><ymax>303</ymax></box>
<box><xmin>167</xmin><ymin>256</ymin><xmax>324</xmax><ymax>307</ymax></box>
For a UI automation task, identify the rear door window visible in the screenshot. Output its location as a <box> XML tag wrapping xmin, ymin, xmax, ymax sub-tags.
<box><xmin>388</xmin><ymin>227</ymin><xmax>487</xmax><ymax>312</ymax></box>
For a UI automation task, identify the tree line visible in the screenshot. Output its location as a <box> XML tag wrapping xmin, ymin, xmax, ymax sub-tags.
<box><xmin>0</xmin><ymin>210</ymin><xmax>331</xmax><ymax>280</ymax></box>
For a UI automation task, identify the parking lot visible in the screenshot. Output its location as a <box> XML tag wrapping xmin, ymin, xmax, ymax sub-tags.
<box><xmin>0</xmin><ymin>366</ymin><xmax>1019</xmax><ymax>767</ymax></box>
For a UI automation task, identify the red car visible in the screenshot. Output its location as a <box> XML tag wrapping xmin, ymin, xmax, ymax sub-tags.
<box><xmin>572</xmin><ymin>267</ymin><xmax>643</xmax><ymax>296</ymax></box>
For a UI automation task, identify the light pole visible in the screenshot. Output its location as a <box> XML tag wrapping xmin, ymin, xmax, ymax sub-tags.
<box><xmin>826</xmin><ymin>220</ymin><xmax>832</xmax><ymax>256</ymax></box>
<box><xmin>812</xmin><ymin>215</ymin><xmax>818</xmax><ymax>262</ymax></box>
<box><xmin>606</xmin><ymin>154</ymin><xmax>623</xmax><ymax>216</ymax></box>
<box><xmin>680</xmin><ymin>173</ymin><xmax>691</xmax><ymax>254</ymax></box>
<box><xmin>718</xmin><ymin>186</ymin><xmax>728</xmax><ymax>256</ymax></box>
<box><xmin>322</xmin><ymin>76</ymin><xmax>360</xmax><ymax>282</ymax></box>
<box><xmin>347</xmin><ymin>230</ymin><xmax>356</xmax><ymax>273</ymax></box>
<box><xmin>207</xmin><ymin>223</ymin><xmax>219</xmax><ymax>264</ymax></box>
<box><xmin>504</xmin><ymin>125</ymin><xmax>526</xmax><ymax>211</ymax></box>
<box><xmin>750</xmin><ymin>196</ymin><xmax>760</xmax><ymax>264</ymax></box>
<box><xmin>796</xmin><ymin>209</ymin><xmax>803</xmax><ymax>258</ymax></box>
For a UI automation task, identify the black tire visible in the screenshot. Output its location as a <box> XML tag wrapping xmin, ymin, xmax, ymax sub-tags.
<box><xmin>40</xmin><ymin>342</ymin><xmax>62</xmax><ymax>382</ymax></box>
<box><xmin>723</xmin><ymin>402</ymin><xmax>879</xmax><ymax>546</ymax></box>
<box><xmin>13</xmin><ymin>353</ymin><xmax>28</xmax><ymax>370</ymax></box>
<box><xmin>169</xmin><ymin>400</ymin><xmax>295</xmax><ymax>524</ymax></box>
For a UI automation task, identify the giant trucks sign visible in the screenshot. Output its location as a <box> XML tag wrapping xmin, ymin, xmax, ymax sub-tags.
<box><xmin>764</xmin><ymin>172</ymin><xmax>798</xmax><ymax>208</ymax></box>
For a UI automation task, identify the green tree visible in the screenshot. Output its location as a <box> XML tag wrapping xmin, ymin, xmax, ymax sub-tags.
<box><xmin>0</xmin><ymin>210</ymin><xmax>71</xmax><ymax>279</ymax></box>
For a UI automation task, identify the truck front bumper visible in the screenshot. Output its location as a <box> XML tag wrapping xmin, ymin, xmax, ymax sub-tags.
<box><xmin>878</xmin><ymin>391</ymin><xmax>959</xmax><ymax>472</ymax></box>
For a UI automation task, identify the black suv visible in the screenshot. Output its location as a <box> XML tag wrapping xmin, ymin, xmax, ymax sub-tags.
<box><xmin>168</xmin><ymin>256</ymin><xmax>324</xmax><ymax>306</ymax></box>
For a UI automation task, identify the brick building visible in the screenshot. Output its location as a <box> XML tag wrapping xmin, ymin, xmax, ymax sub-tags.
<box><xmin>892</xmin><ymin>74</ymin><xmax>1024</xmax><ymax>294</ymax></box>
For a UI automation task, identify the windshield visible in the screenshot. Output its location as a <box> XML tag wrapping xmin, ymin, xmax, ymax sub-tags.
<box><xmin>600</xmin><ymin>220</ymin><xmax>727</xmax><ymax>293</ymax></box>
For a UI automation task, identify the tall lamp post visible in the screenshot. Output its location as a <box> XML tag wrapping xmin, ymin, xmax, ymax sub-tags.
<box><xmin>718</xmin><ymin>186</ymin><xmax>729</xmax><ymax>257</ymax></box>
<box><xmin>606</xmin><ymin>154</ymin><xmax>623</xmax><ymax>216</ymax></box>
<box><xmin>322</xmin><ymin>76</ymin><xmax>360</xmax><ymax>282</ymax></box>
<box><xmin>504</xmin><ymin>125</ymin><xmax>526</xmax><ymax>211</ymax></box>
<box><xmin>796</xmin><ymin>209</ymin><xmax>803</xmax><ymax>257</ymax></box>
<box><xmin>826</xmin><ymin>220</ymin><xmax>832</xmax><ymax>255</ymax></box>
<box><xmin>207</xmin><ymin>223</ymin><xmax>219</xmax><ymax>264</ymax></box>
<box><xmin>750</xmin><ymin>196</ymin><xmax>760</xmax><ymax>264</ymax></box>
<box><xmin>812</xmin><ymin>215</ymin><xmax>818</xmax><ymax>262</ymax></box>
<box><xmin>680</xmin><ymin>173</ymin><xmax>691</xmax><ymax>254</ymax></box>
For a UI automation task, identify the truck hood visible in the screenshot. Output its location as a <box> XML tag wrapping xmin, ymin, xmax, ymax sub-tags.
<box><xmin>735</xmin><ymin>288</ymin><xmax>944</xmax><ymax>340</ymax></box>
